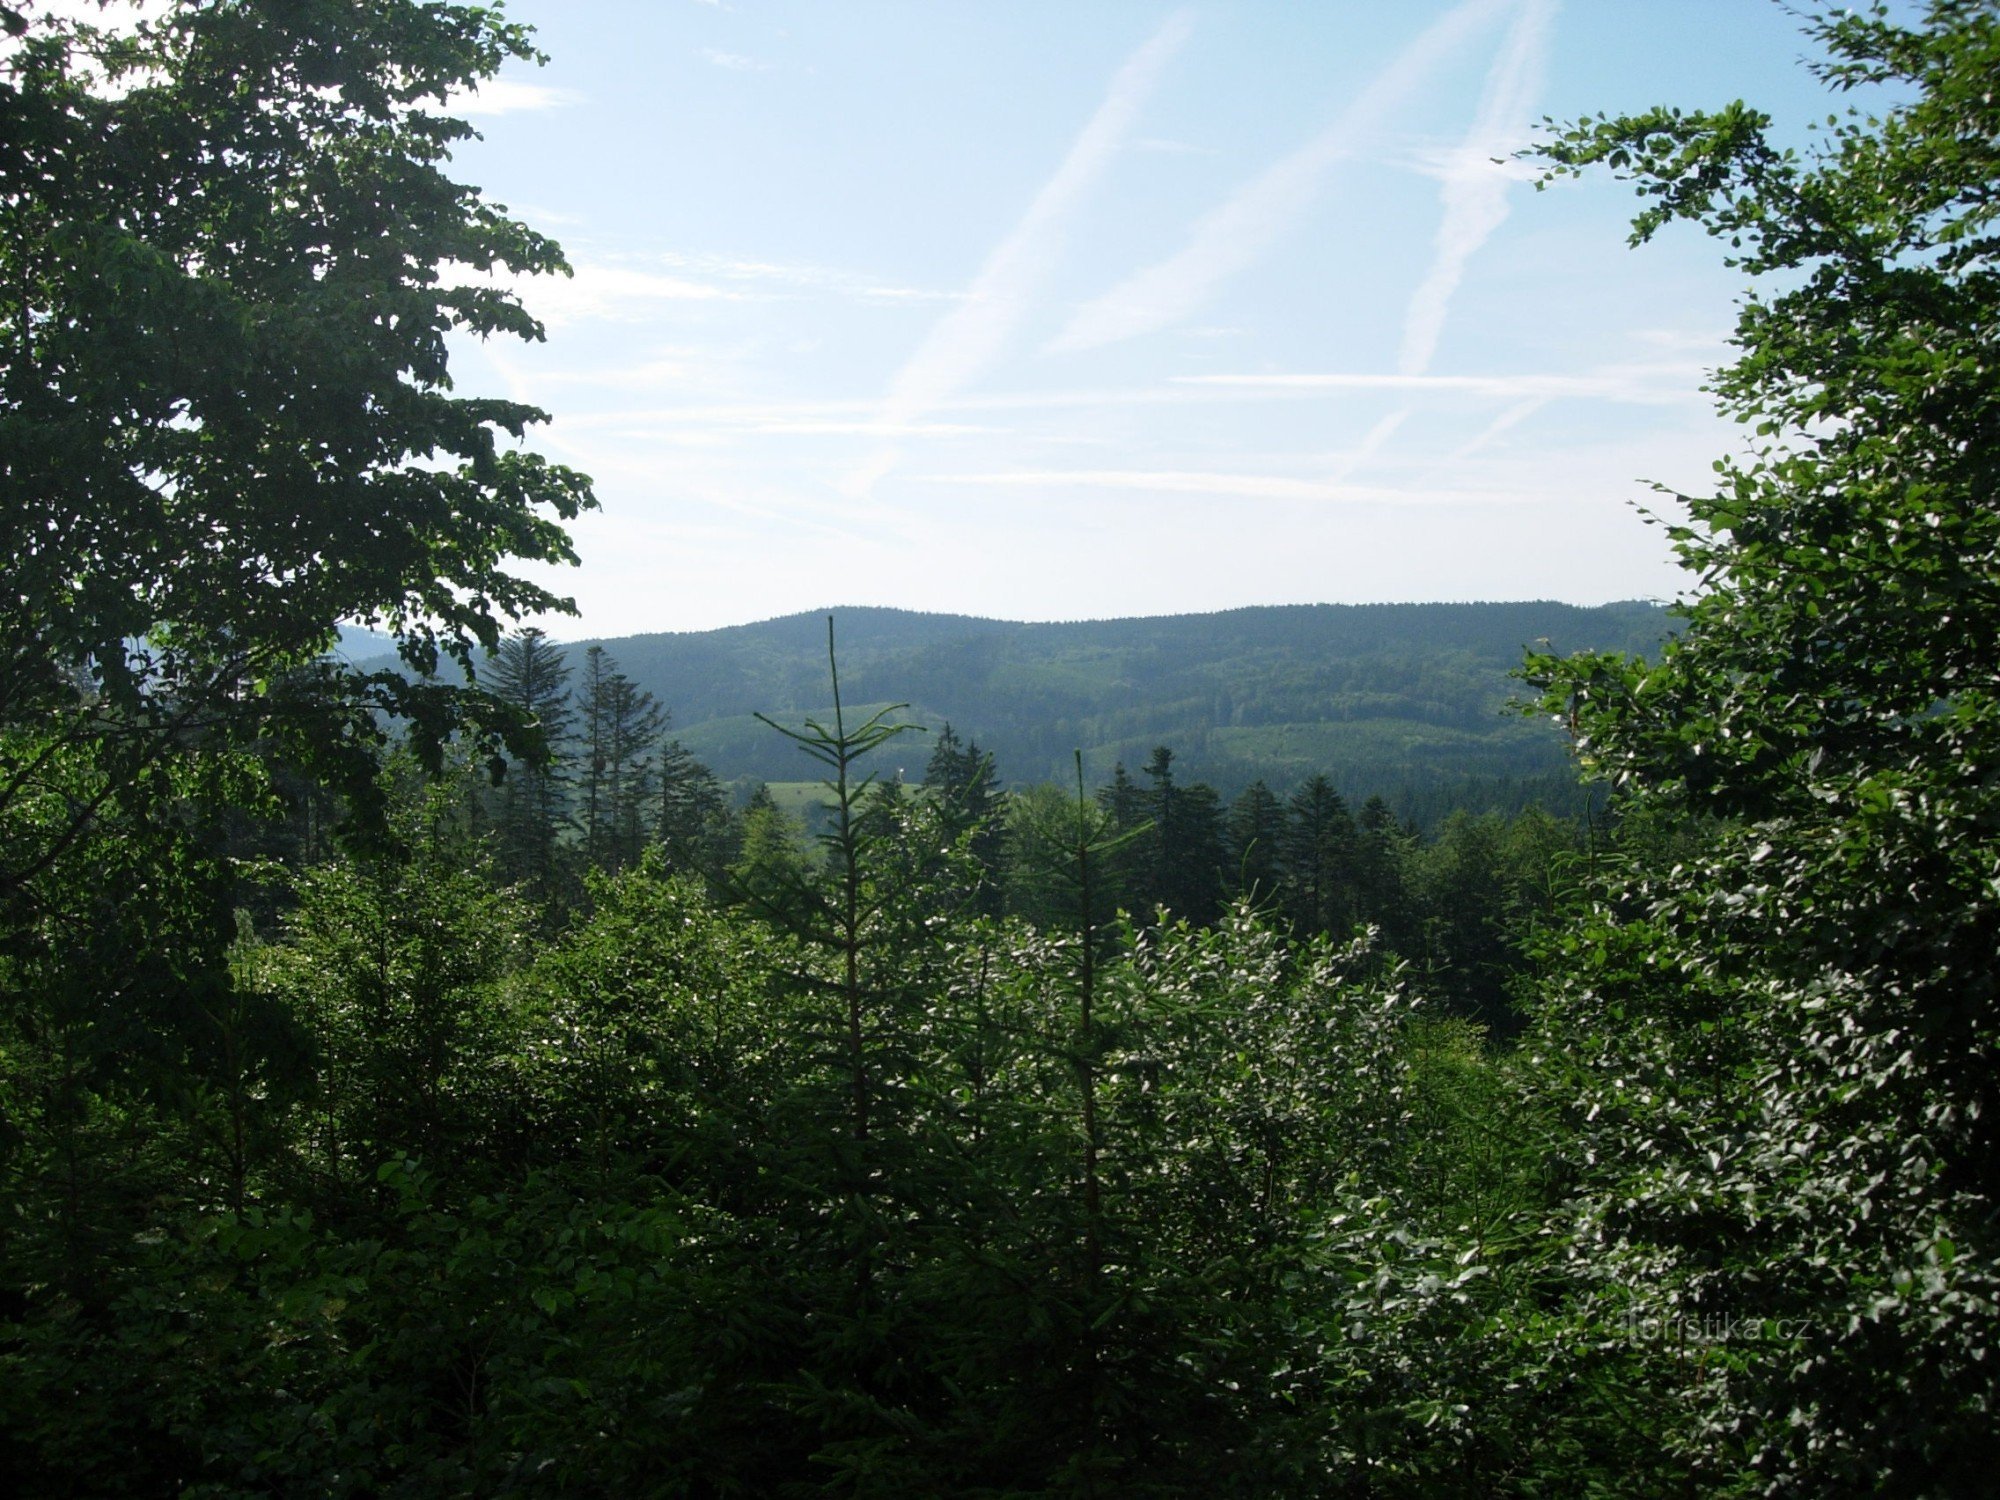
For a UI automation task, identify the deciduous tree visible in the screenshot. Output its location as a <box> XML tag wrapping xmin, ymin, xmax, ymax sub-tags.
<box><xmin>0</xmin><ymin>1</ymin><xmax>593</xmax><ymax>898</ymax></box>
<box><xmin>1521</xmin><ymin>5</ymin><xmax>2000</xmax><ymax>1486</ymax></box>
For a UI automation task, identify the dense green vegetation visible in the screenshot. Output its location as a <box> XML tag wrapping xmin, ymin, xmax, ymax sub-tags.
<box><xmin>468</xmin><ymin>625</ymin><xmax>1574</xmax><ymax>1036</ymax></box>
<box><xmin>4</xmin><ymin>2</ymin><xmax>1997</xmax><ymax>1495</ymax></box>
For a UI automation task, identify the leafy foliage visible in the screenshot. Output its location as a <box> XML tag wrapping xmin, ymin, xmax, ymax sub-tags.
<box><xmin>0</xmin><ymin>0</ymin><xmax>593</xmax><ymax>856</ymax></box>
<box><xmin>1519</xmin><ymin>3</ymin><xmax>2000</xmax><ymax>1488</ymax></box>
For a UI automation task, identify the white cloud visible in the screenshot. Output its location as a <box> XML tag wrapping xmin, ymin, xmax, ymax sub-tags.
<box><xmin>1631</xmin><ymin>326</ymin><xmax>1733</xmax><ymax>353</ymax></box>
<box><xmin>558</xmin><ymin>397</ymin><xmax>878</xmax><ymax>432</ymax></box>
<box><xmin>1398</xmin><ymin>0</ymin><xmax>1555</xmax><ymax>377</ymax></box>
<box><xmin>530</xmin><ymin>352</ymin><xmax>728</xmax><ymax>391</ymax></box>
<box><xmin>533</xmin><ymin>363</ymin><xmax>1705</xmax><ymax>445</ymax></box>
<box><xmin>539</xmin><ymin>263</ymin><xmax>748</xmax><ymax>321</ymax></box>
<box><xmin>645</xmin><ymin>250</ymin><xmax>960</xmax><ymax>303</ymax></box>
<box><xmin>449</xmin><ymin>76</ymin><xmax>581</xmax><ymax>116</ymax></box>
<box><xmin>1175</xmin><ymin>365</ymin><xmax>1705</xmax><ymax>405</ymax></box>
<box><xmin>701</xmin><ymin>47</ymin><xmax>775</xmax><ymax>71</ymax></box>
<box><xmin>752</xmin><ymin>421</ymin><xmax>1000</xmax><ymax>437</ymax></box>
<box><xmin>1046</xmin><ymin>0</ymin><xmax>1513</xmax><ymax>354</ymax></box>
<box><xmin>510</xmin><ymin>203</ymin><xmax>587</xmax><ymax>228</ymax></box>
<box><xmin>536</xmin><ymin>395</ymin><xmax>1015</xmax><ymax>441</ymax></box>
<box><xmin>848</xmin><ymin>7</ymin><xmax>1196</xmax><ymax>495</ymax></box>
<box><xmin>457</xmin><ymin>258</ymin><xmax>750</xmax><ymax>329</ymax></box>
<box><xmin>915</xmin><ymin>468</ymin><xmax>1539</xmax><ymax>506</ymax></box>
<box><xmin>1400</xmin><ymin>143</ymin><xmax>1541</xmax><ymax>185</ymax></box>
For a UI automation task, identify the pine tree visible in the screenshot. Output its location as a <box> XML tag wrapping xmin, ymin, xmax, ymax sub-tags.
<box><xmin>1097</xmin><ymin>761</ymin><xmax>1145</xmax><ymax>833</ymax></box>
<box><xmin>1106</xmin><ymin>747</ymin><xmax>1224</xmax><ymax>925</ymax></box>
<box><xmin>1405</xmin><ymin>811</ymin><xmax>1516</xmax><ymax>1030</ymax></box>
<box><xmin>731</xmin><ymin>783</ymin><xmax>810</xmax><ymax>896</ymax></box>
<box><xmin>1135</xmin><ymin>746</ymin><xmax>1181</xmax><ymax>919</ymax></box>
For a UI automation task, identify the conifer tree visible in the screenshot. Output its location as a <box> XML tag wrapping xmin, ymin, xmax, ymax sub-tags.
<box><xmin>1226</xmin><ymin>779</ymin><xmax>1287</xmax><ymax>910</ymax></box>
<box><xmin>1280</xmin><ymin>774</ymin><xmax>1357</xmax><ymax>939</ymax></box>
<box><xmin>924</xmin><ymin>721</ymin><xmax>1005</xmax><ymax>915</ymax></box>
<box><xmin>485</xmin><ymin>628</ymin><xmax>575</xmax><ymax>903</ymax></box>
<box><xmin>1405</xmin><ymin>811</ymin><xmax>1517</xmax><ymax>1029</ymax></box>
<box><xmin>731</xmin><ymin>783</ymin><xmax>810</xmax><ymax>895</ymax></box>
<box><xmin>577</xmin><ymin>646</ymin><xmax>665</xmax><ymax>874</ymax></box>
<box><xmin>654</xmin><ymin>736</ymin><xmax>737</xmax><ymax>884</ymax></box>
<box><xmin>1097</xmin><ymin>760</ymin><xmax>1145</xmax><ymax>832</ymax></box>
<box><xmin>1131</xmin><ymin>746</ymin><xmax>1222</xmax><ymax>923</ymax></box>
<box><xmin>1353</xmin><ymin>793</ymin><xmax>1415</xmax><ymax>950</ymax></box>
<box><xmin>1094</xmin><ymin>760</ymin><xmax>1148</xmax><ymax>915</ymax></box>
<box><xmin>1172</xmin><ymin>778</ymin><xmax>1228</xmax><ymax>927</ymax></box>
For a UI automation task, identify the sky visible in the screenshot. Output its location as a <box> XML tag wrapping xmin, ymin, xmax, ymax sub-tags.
<box><xmin>438</xmin><ymin>0</ymin><xmax>1885</xmax><ymax>639</ymax></box>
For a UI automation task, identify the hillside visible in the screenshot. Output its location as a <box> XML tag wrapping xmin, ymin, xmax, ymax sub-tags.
<box><xmin>548</xmin><ymin>601</ymin><xmax>1670</xmax><ymax>816</ymax></box>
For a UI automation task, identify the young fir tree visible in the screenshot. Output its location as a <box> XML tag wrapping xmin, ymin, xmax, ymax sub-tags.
<box><xmin>730</xmin><ymin>782</ymin><xmax>812</xmax><ymax>896</ymax></box>
<box><xmin>730</xmin><ymin>620</ymin><xmax>991</xmax><ymax>1470</ymax></box>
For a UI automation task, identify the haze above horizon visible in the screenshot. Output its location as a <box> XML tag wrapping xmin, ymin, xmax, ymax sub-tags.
<box><xmin>446</xmin><ymin>0</ymin><xmax>1900</xmax><ymax>640</ymax></box>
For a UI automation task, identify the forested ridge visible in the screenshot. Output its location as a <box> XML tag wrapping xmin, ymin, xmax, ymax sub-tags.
<box><xmin>4</xmin><ymin>3</ymin><xmax>1998</xmax><ymax>1497</ymax></box>
<box><xmin>449</xmin><ymin>598</ymin><xmax>1671</xmax><ymax>817</ymax></box>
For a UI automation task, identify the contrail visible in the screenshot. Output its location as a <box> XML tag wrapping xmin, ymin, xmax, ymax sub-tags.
<box><xmin>1398</xmin><ymin>0</ymin><xmax>1555</xmax><ymax>376</ymax></box>
<box><xmin>1046</xmin><ymin>0</ymin><xmax>1512</xmax><ymax>355</ymax></box>
<box><xmin>846</xmin><ymin>8</ymin><xmax>1194</xmax><ymax>497</ymax></box>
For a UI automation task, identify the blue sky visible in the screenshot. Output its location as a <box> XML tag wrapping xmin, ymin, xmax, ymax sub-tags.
<box><xmin>443</xmin><ymin>0</ymin><xmax>1886</xmax><ymax>638</ymax></box>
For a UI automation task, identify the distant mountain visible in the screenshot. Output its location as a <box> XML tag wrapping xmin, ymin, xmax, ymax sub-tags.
<box><xmin>546</xmin><ymin>602</ymin><xmax>1671</xmax><ymax>820</ymax></box>
<box><xmin>332</xmin><ymin>623</ymin><xmax>399</xmax><ymax>660</ymax></box>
